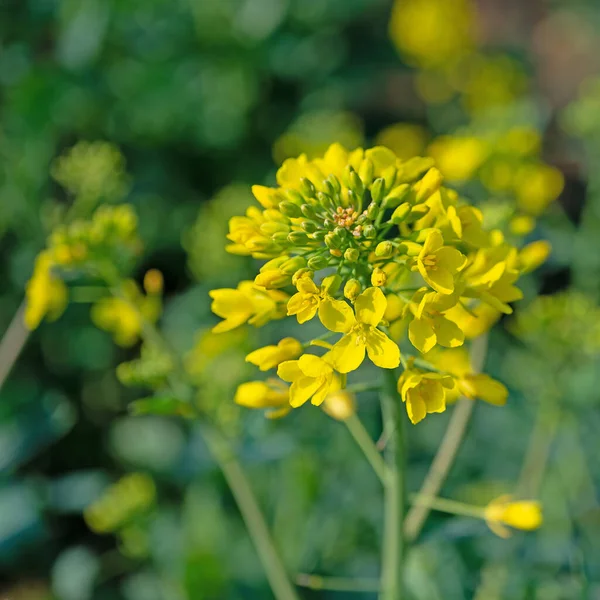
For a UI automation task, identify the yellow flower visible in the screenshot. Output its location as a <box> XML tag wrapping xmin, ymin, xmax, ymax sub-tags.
<box><xmin>443</xmin><ymin>301</ymin><xmax>501</xmax><ymax>339</ymax></box>
<box><xmin>322</xmin><ymin>287</ymin><xmax>401</xmax><ymax>373</ymax></box>
<box><xmin>514</xmin><ymin>163</ymin><xmax>564</xmax><ymax>216</ymax></box>
<box><xmin>287</xmin><ymin>274</ymin><xmax>340</xmax><ymax>324</ymax></box>
<box><xmin>374</xmin><ymin>123</ymin><xmax>428</xmax><ymax>161</ymax></box>
<box><xmin>424</xmin><ymin>347</ymin><xmax>508</xmax><ymax>406</ymax></box>
<box><xmin>427</xmin><ymin>135</ymin><xmax>488</xmax><ymax>182</ymax></box>
<box><xmin>234</xmin><ymin>379</ymin><xmax>291</xmax><ymax>418</ymax></box>
<box><xmin>415</xmin><ymin>229</ymin><xmax>466</xmax><ymax>294</ymax></box>
<box><xmin>24</xmin><ymin>251</ymin><xmax>68</xmax><ymax>330</ymax></box>
<box><xmin>226</xmin><ymin>206</ymin><xmax>286</xmax><ymax>258</ymax></box>
<box><xmin>397</xmin><ymin>369</ymin><xmax>454</xmax><ymax>424</ymax></box>
<box><xmin>245</xmin><ymin>338</ymin><xmax>303</xmax><ymax>371</ymax></box>
<box><xmin>277</xmin><ymin>353</ymin><xmax>339</xmax><ymax>407</ymax></box>
<box><xmin>407</xmin><ymin>289</ymin><xmax>464</xmax><ymax>353</ymax></box>
<box><xmin>484</xmin><ymin>495</ymin><xmax>543</xmax><ymax>538</ymax></box>
<box><xmin>518</xmin><ymin>240</ymin><xmax>551</xmax><ymax>274</ymax></box>
<box><xmin>209</xmin><ymin>281</ymin><xmax>287</xmax><ymax>333</ymax></box>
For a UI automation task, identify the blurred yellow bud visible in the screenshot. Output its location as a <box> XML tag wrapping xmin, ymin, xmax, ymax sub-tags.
<box><xmin>322</xmin><ymin>390</ymin><xmax>356</xmax><ymax>421</ymax></box>
<box><xmin>245</xmin><ymin>338</ymin><xmax>303</xmax><ymax>371</ymax></box>
<box><xmin>518</xmin><ymin>240</ymin><xmax>551</xmax><ymax>274</ymax></box>
<box><xmin>344</xmin><ymin>279</ymin><xmax>362</xmax><ymax>301</ymax></box>
<box><xmin>143</xmin><ymin>269</ymin><xmax>164</xmax><ymax>295</ymax></box>
<box><xmin>371</xmin><ymin>268</ymin><xmax>387</xmax><ymax>287</ymax></box>
<box><xmin>484</xmin><ymin>495</ymin><xmax>543</xmax><ymax>538</ymax></box>
<box><xmin>415</xmin><ymin>167</ymin><xmax>443</xmax><ymax>202</ymax></box>
<box><xmin>509</xmin><ymin>215</ymin><xmax>535</xmax><ymax>237</ymax></box>
<box><xmin>235</xmin><ymin>379</ymin><xmax>290</xmax><ymax>417</ymax></box>
<box><xmin>254</xmin><ymin>269</ymin><xmax>290</xmax><ymax>289</ymax></box>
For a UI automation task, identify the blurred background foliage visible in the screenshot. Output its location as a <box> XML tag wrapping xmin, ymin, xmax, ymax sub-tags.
<box><xmin>1</xmin><ymin>0</ymin><xmax>600</xmax><ymax>598</ymax></box>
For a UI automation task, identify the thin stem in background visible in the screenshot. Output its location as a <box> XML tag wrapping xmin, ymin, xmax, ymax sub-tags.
<box><xmin>203</xmin><ymin>426</ymin><xmax>300</xmax><ymax>600</ymax></box>
<box><xmin>379</xmin><ymin>368</ymin><xmax>405</xmax><ymax>600</ymax></box>
<box><xmin>344</xmin><ymin>413</ymin><xmax>387</xmax><ymax>485</ymax></box>
<box><xmin>0</xmin><ymin>301</ymin><xmax>30</xmax><ymax>391</ymax></box>
<box><xmin>403</xmin><ymin>333</ymin><xmax>488</xmax><ymax>541</ymax></box>
<box><xmin>296</xmin><ymin>573</ymin><xmax>380</xmax><ymax>593</ymax></box>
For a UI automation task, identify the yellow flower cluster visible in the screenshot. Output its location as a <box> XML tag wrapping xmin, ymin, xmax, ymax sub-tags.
<box><xmin>210</xmin><ymin>144</ymin><xmax>532</xmax><ymax>424</ymax></box>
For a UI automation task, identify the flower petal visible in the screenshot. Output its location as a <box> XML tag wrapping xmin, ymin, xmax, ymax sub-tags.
<box><xmin>355</xmin><ymin>287</ymin><xmax>387</xmax><ymax>326</ymax></box>
<box><xmin>318</xmin><ymin>298</ymin><xmax>355</xmax><ymax>332</ymax></box>
<box><xmin>422</xmin><ymin>266</ymin><xmax>455</xmax><ymax>294</ymax></box>
<box><xmin>298</xmin><ymin>354</ymin><xmax>332</xmax><ymax>378</ymax></box>
<box><xmin>329</xmin><ymin>333</ymin><xmax>366</xmax><ymax>373</ymax></box>
<box><xmin>421</xmin><ymin>229</ymin><xmax>444</xmax><ymax>256</ymax></box>
<box><xmin>408</xmin><ymin>318</ymin><xmax>436</xmax><ymax>353</ymax></box>
<box><xmin>433</xmin><ymin>316</ymin><xmax>465</xmax><ymax>348</ymax></box>
<box><xmin>405</xmin><ymin>390</ymin><xmax>427</xmax><ymax>424</ymax></box>
<box><xmin>277</xmin><ymin>360</ymin><xmax>303</xmax><ymax>382</ymax></box>
<box><xmin>459</xmin><ymin>375</ymin><xmax>508</xmax><ymax>406</ymax></box>
<box><xmin>289</xmin><ymin>377</ymin><xmax>322</xmax><ymax>408</ymax></box>
<box><xmin>435</xmin><ymin>246</ymin><xmax>466</xmax><ymax>273</ymax></box>
<box><xmin>365</xmin><ymin>328</ymin><xmax>400</xmax><ymax>369</ymax></box>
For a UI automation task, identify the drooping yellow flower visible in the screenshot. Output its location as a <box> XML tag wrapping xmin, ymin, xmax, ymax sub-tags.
<box><xmin>322</xmin><ymin>389</ymin><xmax>356</xmax><ymax>421</ymax></box>
<box><xmin>414</xmin><ymin>229</ymin><xmax>466</xmax><ymax>294</ymax></box>
<box><xmin>397</xmin><ymin>369</ymin><xmax>454</xmax><ymax>424</ymax></box>
<box><xmin>287</xmin><ymin>274</ymin><xmax>341</xmax><ymax>324</ymax></box>
<box><xmin>277</xmin><ymin>353</ymin><xmax>339</xmax><ymax>407</ymax></box>
<box><xmin>424</xmin><ymin>347</ymin><xmax>508</xmax><ymax>405</ymax></box>
<box><xmin>209</xmin><ymin>281</ymin><xmax>287</xmax><ymax>333</ymax></box>
<box><xmin>407</xmin><ymin>288</ymin><xmax>464</xmax><ymax>353</ymax></box>
<box><xmin>517</xmin><ymin>240</ymin><xmax>551</xmax><ymax>274</ymax></box>
<box><xmin>484</xmin><ymin>495</ymin><xmax>543</xmax><ymax>538</ymax></box>
<box><xmin>24</xmin><ymin>251</ymin><xmax>68</xmax><ymax>330</ymax></box>
<box><xmin>322</xmin><ymin>287</ymin><xmax>401</xmax><ymax>373</ymax></box>
<box><xmin>234</xmin><ymin>379</ymin><xmax>291</xmax><ymax>418</ymax></box>
<box><xmin>245</xmin><ymin>338</ymin><xmax>303</xmax><ymax>371</ymax></box>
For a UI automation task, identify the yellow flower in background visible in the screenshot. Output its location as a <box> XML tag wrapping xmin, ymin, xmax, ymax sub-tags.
<box><xmin>414</xmin><ymin>229</ymin><xmax>466</xmax><ymax>294</ymax></box>
<box><xmin>287</xmin><ymin>274</ymin><xmax>341</xmax><ymax>324</ymax></box>
<box><xmin>209</xmin><ymin>281</ymin><xmax>287</xmax><ymax>333</ymax></box>
<box><xmin>246</xmin><ymin>338</ymin><xmax>303</xmax><ymax>371</ymax></box>
<box><xmin>322</xmin><ymin>389</ymin><xmax>356</xmax><ymax>421</ymax></box>
<box><xmin>398</xmin><ymin>369</ymin><xmax>454</xmax><ymax>424</ymax></box>
<box><xmin>277</xmin><ymin>354</ymin><xmax>339</xmax><ymax>407</ymax></box>
<box><xmin>24</xmin><ymin>251</ymin><xmax>68</xmax><ymax>330</ymax></box>
<box><xmin>389</xmin><ymin>0</ymin><xmax>476</xmax><ymax>69</ymax></box>
<box><xmin>514</xmin><ymin>163</ymin><xmax>564</xmax><ymax>216</ymax></box>
<box><xmin>518</xmin><ymin>240</ymin><xmax>551</xmax><ymax>274</ymax></box>
<box><xmin>484</xmin><ymin>495</ymin><xmax>543</xmax><ymax>538</ymax></box>
<box><xmin>322</xmin><ymin>288</ymin><xmax>401</xmax><ymax>373</ymax></box>
<box><xmin>235</xmin><ymin>379</ymin><xmax>291</xmax><ymax>418</ymax></box>
<box><xmin>427</xmin><ymin>135</ymin><xmax>488</xmax><ymax>182</ymax></box>
<box><xmin>375</xmin><ymin>123</ymin><xmax>428</xmax><ymax>161</ymax></box>
<box><xmin>425</xmin><ymin>347</ymin><xmax>508</xmax><ymax>405</ymax></box>
<box><xmin>91</xmin><ymin>277</ymin><xmax>162</xmax><ymax>347</ymax></box>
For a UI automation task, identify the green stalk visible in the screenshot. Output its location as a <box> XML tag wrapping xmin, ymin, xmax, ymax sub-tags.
<box><xmin>344</xmin><ymin>413</ymin><xmax>387</xmax><ymax>484</ymax></box>
<box><xmin>203</xmin><ymin>427</ymin><xmax>301</xmax><ymax>600</ymax></box>
<box><xmin>379</xmin><ymin>369</ymin><xmax>405</xmax><ymax>600</ymax></box>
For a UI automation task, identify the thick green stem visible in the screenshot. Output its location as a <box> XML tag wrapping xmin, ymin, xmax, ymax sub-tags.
<box><xmin>344</xmin><ymin>413</ymin><xmax>387</xmax><ymax>484</ymax></box>
<box><xmin>203</xmin><ymin>427</ymin><xmax>300</xmax><ymax>600</ymax></box>
<box><xmin>379</xmin><ymin>369</ymin><xmax>405</xmax><ymax>600</ymax></box>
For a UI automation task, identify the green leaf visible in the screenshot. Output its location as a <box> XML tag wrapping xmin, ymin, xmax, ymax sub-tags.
<box><xmin>129</xmin><ymin>397</ymin><xmax>195</xmax><ymax>419</ymax></box>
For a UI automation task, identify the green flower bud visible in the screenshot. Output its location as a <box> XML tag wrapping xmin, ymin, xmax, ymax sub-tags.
<box><xmin>375</xmin><ymin>241</ymin><xmax>394</xmax><ymax>258</ymax></box>
<box><xmin>292</xmin><ymin>268</ymin><xmax>312</xmax><ymax>285</ymax></box>
<box><xmin>415</xmin><ymin>167</ymin><xmax>443</xmax><ymax>202</ymax></box>
<box><xmin>359</xmin><ymin>158</ymin><xmax>374</xmax><ymax>187</ymax></box>
<box><xmin>356</xmin><ymin>212</ymin><xmax>368</xmax><ymax>225</ymax></box>
<box><xmin>326</xmin><ymin>174</ymin><xmax>342</xmax><ymax>195</ymax></box>
<box><xmin>323</xmin><ymin>218</ymin><xmax>334</xmax><ymax>229</ymax></box>
<box><xmin>301</xmin><ymin>220</ymin><xmax>317</xmax><ymax>233</ymax></box>
<box><xmin>255</xmin><ymin>270</ymin><xmax>290</xmax><ymax>289</ymax></box>
<box><xmin>311</xmin><ymin>230</ymin><xmax>327</xmax><ymax>242</ymax></box>
<box><xmin>370</xmin><ymin>178</ymin><xmax>385</xmax><ymax>204</ymax></box>
<box><xmin>288</xmin><ymin>231</ymin><xmax>311</xmax><ymax>245</ymax></box>
<box><xmin>349</xmin><ymin>170</ymin><xmax>364</xmax><ymax>197</ymax></box>
<box><xmin>300</xmin><ymin>177</ymin><xmax>316</xmax><ymax>198</ymax></box>
<box><xmin>321</xmin><ymin>274</ymin><xmax>342</xmax><ymax>295</ymax></box>
<box><xmin>301</xmin><ymin>204</ymin><xmax>316</xmax><ymax>219</ymax></box>
<box><xmin>363</xmin><ymin>225</ymin><xmax>377</xmax><ymax>239</ymax></box>
<box><xmin>405</xmin><ymin>204</ymin><xmax>430</xmax><ymax>223</ymax></box>
<box><xmin>344</xmin><ymin>248</ymin><xmax>360</xmax><ymax>262</ymax></box>
<box><xmin>271</xmin><ymin>231</ymin><xmax>290</xmax><ymax>244</ymax></box>
<box><xmin>333</xmin><ymin>226</ymin><xmax>347</xmax><ymax>240</ymax></box>
<box><xmin>260</xmin><ymin>256</ymin><xmax>288</xmax><ymax>271</ymax></box>
<box><xmin>366</xmin><ymin>202</ymin><xmax>379</xmax><ymax>220</ymax></box>
<box><xmin>390</xmin><ymin>202</ymin><xmax>411</xmax><ymax>224</ymax></box>
<box><xmin>381</xmin><ymin>165</ymin><xmax>398</xmax><ymax>192</ymax></box>
<box><xmin>286</xmin><ymin>189</ymin><xmax>305</xmax><ymax>205</ymax></box>
<box><xmin>307</xmin><ymin>255</ymin><xmax>330</xmax><ymax>270</ymax></box>
<box><xmin>279</xmin><ymin>201</ymin><xmax>302</xmax><ymax>218</ymax></box>
<box><xmin>316</xmin><ymin>191</ymin><xmax>333</xmax><ymax>210</ymax></box>
<box><xmin>323</xmin><ymin>180</ymin><xmax>337</xmax><ymax>199</ymax></box>
<box><xmin>344</xmin><ymin>279</ymin><xmax>362</xmax><ymax>301</ymax></box>
<box><xmin>371</xmin><ymin>267</ymin><xmax>387</xmax><ymax>287</ymax></box>
<box><xmin>280</xmin><ymin>256</ymin><xmax>307</xmax><ymax>274</ymax></box>
<box><xmin>260</xmin><ymin>221</ymin><xmax>289</xmax><ymax>235</ymax></box>
<box><xmin>384</xmin><ymin>184</ymin><xmax>410</xmax><ymax>209</ymax></box>
<box><xmin>324</xmin><ymin>232</ymin><xmax>342</xmax><ymax>249</ymax></box>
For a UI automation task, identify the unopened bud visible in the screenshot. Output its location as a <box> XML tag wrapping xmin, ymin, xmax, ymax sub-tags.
<box><xmin>390</xmin><ymin>202</ymin><xmax>411</xmax><ymax>224</ymax></box>
<box><xmin>279</xmin><ymin>201</ymin><xmax>302</xmax><ymax>218</ymax></box>
<box><xmin>366</xmin><ymin>202</ymin><xmax>379</xmax><ymax>220</ymax></box>
<box><xmin>324</xmin><ymin>232</ymin><xmax>342</xmax><ymax>249</ymax></box>
<box><xmin>344</xmin><ymin>279</ymin><xmax>362</xmax><ymax>301</ymax></box>
<box><xmin>261</xmin><ymin>256</ymin><xmax>288</xmax><ymax>271</ymax></box>
<box><xmin>307</xmin><ymin>255</ymin><xmax>330</xmax><ymax>270</ymax></box>
<box><xmin>301</xmin><ymin>204</ymin><xmax>316</xmax><ymax>219</ymax></box>
<box><xmin>316</xmin><ymin>192</ymin><xmax>333</xmax><ymax>210</ymax></box>
<box><xmin>375</xmin><ymin>241</ymin><xmax>394</xmax><ymax>259</ymax></box>
<box><xmin>384</xmin><ymin>184</ymin><xmax>410</xmax><ymax>209</ymax></box>
<box><xmin>322</xmin><ymin>390</ymin><xmax>356</xmax><ymax>421</ymax></box>
<box><xmin>286</xmin><ymin>189</ymin><xmax>305</xmax><ymax>205</ymax></box>
<box><xmin>415</xmin><ymin>167</ymin><xmax>443</xmax><ymax>202</ymax></box>
<box><xmin>271</xmin><ymin>231</ymin><xmax>290</xmax><ymax>244</ymax></box>
<box><xmin>260</xmin><ymin>221</ymin><xmax>289</xmax><ymax>235</ymax></box>
<box><xmin>311</xmin><ymin>230</ymin><xmax>327</xmax><ymax>242</ymax></box>
<box><xmin>363</xmin><ymin>225</ymin><xmax>377</xmax><ymax>239</ymax></box>
<box><xmin>381</xmin><ymin>165</ymin><xmax>398</xmax><ymax>192</ymax></box>
<box><xmin>301</xmin><ymin>220</ymin><xmax>317</xmax><ymax>233</ymax></box>
<box><xmin>326</xmin><ymin>174</ymin><xmax>342</xmax><ymax>195</ymax></box>
<box><xmin>344</xmin><ymin>248</ymin><xmax>360</xmax><ymax>262</ymax></box>
<box><xmin>349</xmin><ymin>170</ymin><xmax>365</xmax><ymax>197</ymax></box>
<box><xmin>359</xmin><ymin>158</ymin><xmax>374</xmax><ymax>187</ymax></box>
<box><xmin>255</xmin><ymin>270</ymin><xmax>290</xmax><ymax>289</ymax></box>
<box><xmin>288</xmin><ymin>231</ymin><xmax>311</xmax><ymax>246</ymax></box>
<box><xmin>329</xmin><ymin>248</ymin><xmax>343</xmax><ymax>257</ymax></box>
<box><xmin>406</xmin><ymin>204</ymin><xmax>430</xmax><ymax>223</ymax></box>
<box><xmin>370</xmin><ymin>178</ymin><xmax>385</xmax><ymax>204</ymax></box>
<box><xmin>280</xmin><ymin>256</ymin><xmax>306</xmax><ymax>274</ymax></box>
<box><xmin>371</xmin><ymin>267</ymin><xmax>387</xmax><ymax>287</ymax></box>
<box><xmin>321</xmin><ymin>274</ymin><xmax>341</xmax><ymax>295</ymax></box>
<box><xmin>300</xmin><ymin>177</ymin><xmax>316</xmax><ymax>198</ymax></box>
<box><xmin>292</xmin><ymin>268</ymin><xmax>312</xmax><ymax>285</ymax></box>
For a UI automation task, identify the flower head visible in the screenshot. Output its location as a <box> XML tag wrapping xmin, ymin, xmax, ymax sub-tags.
<box><xmin>321</xmin><ymin>287</ymin><xmax>401</xmax><ymax>373</ymax></box>
<box><xmin>246</xmin><ymin>338</ymin><xmax>303</xmax><ymax>371</ymax></box>
<box><xmin>287</xmin><ymin>274</ymin><xmax>341</xmax><ymax>324</ymax></box>
<box><xmin>398</xmin><ymin>368</ymin><xmax>454</xmax><ymax>424</ymax></box>
<box><xmin>235</xmin><ymin>379</ymin><xmax>291</xmax><ymax>419</ymax></box>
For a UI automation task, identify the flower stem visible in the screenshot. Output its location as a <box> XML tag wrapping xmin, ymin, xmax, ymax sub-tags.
<box><xmin>404</xmin><ymin>333</ymin><xmax>488</xmax><ymax>541</ymax></box>
<box><xmin>344</xmin><ymin>413</ymin><xmax>387</xmax><ymax>484</ymax></box>
<box><xmin>0</xmin><ymin>301</ymin><xmax>29</xmax><ymax>391</ymax></box>
<box><xmin>379</xmin><ymin>369</ymin><xmax>405</xmax><ymax>600</ymax></box>
<box><xmin>296</xmin><ymin>573</ymin><xmax>379</xmax><ymax>592</ymax></box>
<box><xmin>408</xmin><ymin>493</ymin><xmax>485</xmax><ymax>519</ymax></box>
<box><xmin>202</xmin><ymin>426</ymin><xmax>300</xmax><ymax>600</ymax></box>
